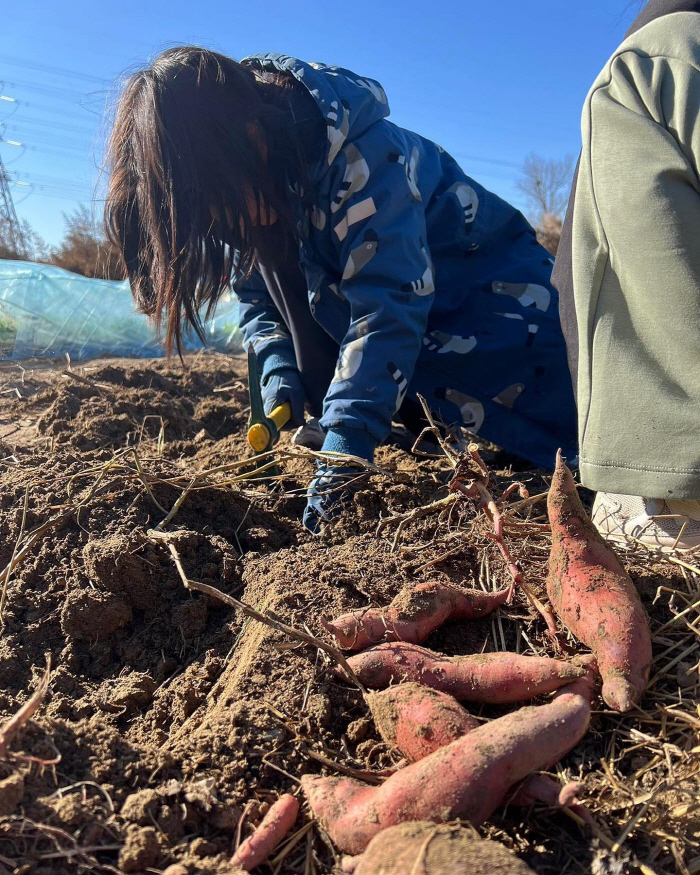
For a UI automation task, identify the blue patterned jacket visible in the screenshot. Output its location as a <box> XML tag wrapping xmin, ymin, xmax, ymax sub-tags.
<box><xmin>234</xmin><ymin>54</ymin><xmax>576</xmax><ymax>468</ymax></box>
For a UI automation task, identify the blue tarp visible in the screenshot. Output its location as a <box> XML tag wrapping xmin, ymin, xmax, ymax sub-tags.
<box><xmin>0</xmin><ymin>260</ymin><xmax>241</xmax><ymax>360</ymax></box>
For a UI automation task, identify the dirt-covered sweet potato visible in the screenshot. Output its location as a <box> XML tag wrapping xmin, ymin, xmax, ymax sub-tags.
<box><xmin>368</xmin><ymin>682</ymin><xmax>595</xmax><ymax>825</ymax></box>
<box><xmin>366</xmin><ymin>682</ymin><xmax>480</xmax><ymax>761</ymax></box>
<box><xmin>322</xmin><ymin>581</ymin><xmax>509</xmax><ymax>650</ymax></box>
<box><xmin>344</xmin><ymin>821</ymin><xmax>536</xmax><ymax>874</ymax></box>
<box><xmin>229</xmin><ymin>793</ymin><xmax>299</xmax><ymax>871</ymax></box>
<box><xmin>342</xmin><ymin>642</ymin><xmax>585</xmax><ymax>703</ymax></box>
<box><xmin>546</xmin><ymin>451</ymin><xmax>652</xmax><ymax>711</ymax></box>
<box><xmin>303</xmin><ymin>676</ymin><xmax>592</xmax><ymax>854</ymax></box>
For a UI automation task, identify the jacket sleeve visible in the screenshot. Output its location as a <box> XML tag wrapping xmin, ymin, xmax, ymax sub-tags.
<box><xmin>232</xmin><ymin>268</ymin><xmax>298</xmax><ymax>378</ymax></box>
<box><xmin>573</xmin><ymin>45</ymin><xmax>700</xmax><ymax>495</ymax></box>
<box><xmin>319</xmin><ymin>140</ymin><xmax>436</xmax><ymax>446</ymax></box>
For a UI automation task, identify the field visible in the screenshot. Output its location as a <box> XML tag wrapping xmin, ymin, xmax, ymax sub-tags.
<box><xmin>0</xmin><ymin>353</ymin><xmax>696</xmax><ymax>875</ymax></box>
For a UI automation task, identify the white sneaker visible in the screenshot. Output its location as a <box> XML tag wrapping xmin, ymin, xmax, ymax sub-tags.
<box><xmin>292</xmin><ymin>418</ymin><xmax>325</xmax><ymax>451</ymax></box>
<box><xmin>592</xmin><ymin>492</ymin><xmax>700</xmax><ymax>552</ymax></box>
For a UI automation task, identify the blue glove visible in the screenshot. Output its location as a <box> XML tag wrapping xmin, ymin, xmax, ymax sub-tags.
<box><xmin>261</xmin><ymin>362</ymin><xmax>306</xmax><ymax>428</ymax></box>
<box><xmin>303</xmin><ymin>428</ymin><xmax>376</xmax><ymax>534</ymax></box>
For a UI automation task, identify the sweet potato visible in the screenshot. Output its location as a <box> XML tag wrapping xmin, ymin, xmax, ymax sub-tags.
<box><xmin>508</xmin><ymin>774</ymin><xmax>578</xmax><ymax>806</ymax></box>
<box><xmin>507</xmin><ymin>774</ymin><xmax>595</xmax><ymax>826</ymax></box>
<box><xmin>369</xmin><ymin>681</ymin><xmax>595</xmax><ymax>825</ymax></box>
<box><xmin>367</xmin><ymin>682</ymin><xmax>480</xmax><ymax>761</ymax></box>
<box><xmin>342</xmin><ymin>642</ymin><xmax>585</xmax><ymax>703</ymax></box>
<box><xmin>302</xmin><ymin>676</ymin><xmax>592</xmax><ymax>854</ymax></box>
<box><xmin>323</xmin><ymin>581</ymin><xmax>509</xmax><ymax>650</ymax></box>
<box><xmin>345</xmin><ymin>821</ymin><xmax>536</xmax><ymax>874</ymax></box>
<box><xmin>230</xmin><ymin>793</ymin><xmax>299</xmax><ymax>871</ymax></box>
<box><xmin>546</xmin><ymin>451</ymin><xmax>652</xmax><ymax>711</ymax></box>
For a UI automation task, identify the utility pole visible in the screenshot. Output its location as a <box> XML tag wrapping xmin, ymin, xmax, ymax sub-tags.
<box><xmin>0</xmin><ymin>148</ymin><xmax>25</xmax><ymax>255</ymax></box>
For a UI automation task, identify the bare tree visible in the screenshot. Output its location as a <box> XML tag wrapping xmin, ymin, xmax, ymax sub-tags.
<box><xmin>517</xmin><ymin>154</ymin><xmax>575</xmax><ymax>219</ymax></box>
<box><xmin>517</xmin><ymin>154</ymin><xmax>575</xmax><ymax>256</ymax></box>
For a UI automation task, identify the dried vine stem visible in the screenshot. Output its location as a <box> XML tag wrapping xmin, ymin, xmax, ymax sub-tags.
<box><xmin>148</xmin><ymin>530</ymin><xmax>367</xmax><ymax>693</ymax></box>
<box><xmin>410</xmin><ymin>396</ymin><xmax>559</xmax><ymax>639</ymax></box>
<box><xmin>377</xmin><ymin>494</ymin><xmax>458</xmax><ymax>553</ymax></box>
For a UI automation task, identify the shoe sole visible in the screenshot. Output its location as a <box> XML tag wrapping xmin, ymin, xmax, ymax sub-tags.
<box><xmin>596</xmin><ymin>527</ymin><xmax>700</xmax><ymax>554</ymax></box>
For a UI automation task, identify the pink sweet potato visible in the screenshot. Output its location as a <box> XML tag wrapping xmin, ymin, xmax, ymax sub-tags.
<box><xmin>507</xmin><ymin>774</ymin><xmax>595</xmax><ymax>825</ymax></box>
<box><xmin>342</xmin><ymin>642</ymin><xmax>585</xmax><ymax>703</ymax></box>
<box><xmin>369</xmin><ymin>682</ymin><xmax>595</xmax><ymax>826</ymax></box>
<box><xmin>547</xmin><ymin>451</ymin><xmax>652</xmax><ymax>712</ymax></box>
<box><xmin>507</xmin><ymin>774</ymin><xmax>575</xmax><ymax>806</ymax></box>
<box><xmin>367</xmin><ymin>682</ymin><xmax>480</xmax><ymax>761</ymax></box>
<box><xmin>302</xmin><ymin>676</ymin><xmax>592</xmax><ymax>854</ymax></box>
<box><xmin>323</xmin><ymin>581</ymin><xmax>509</xmax><ymax>651</ymax></box>
<box><xmin>230</xmin><ymin>793</ymin><xmax>299</xmax><ymax>871</ymax></box>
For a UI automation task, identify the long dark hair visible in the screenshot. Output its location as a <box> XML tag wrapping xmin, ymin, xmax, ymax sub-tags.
<box><xmin>105</xmin><ymin>47</ymin><xmax>307</xmax><ymax>353</ymax></box>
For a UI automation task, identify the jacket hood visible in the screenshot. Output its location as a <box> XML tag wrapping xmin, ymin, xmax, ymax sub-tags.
<box><xmin>243</xmin><ymin>54</ymin><xmax>390</xmax><ymax>169</ymax></box>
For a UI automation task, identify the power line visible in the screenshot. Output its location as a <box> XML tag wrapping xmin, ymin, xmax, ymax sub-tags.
<box><xmin>4</xmin><ymin>120</ymin><xmax>101</xmax><ymax>150</ymax></box>
<box><xmin>7</xmin><ymin>112</ymin><xmax>106</xmax><ymax>157</ymax></box>
<box><xmin>450</xmin><ymin>151</ymin><xmax>521</xmax><ymax>170</ymax></box>
<box><xmin>4</xmin><ymin>113</ymin><xmax>96</xmax><ymax>136</ymax></box>
<box><xmin>9</xmin><ymin>140</ymin><xmax>99</xmax><ymax>163</ymax></box>
<box><xmin>11</xmin><ymin>181</ymin><xmax>95</xmax><ymax>203</ymax></box>
<box><xmin>0</xmin><ymin>85</ymin><xmax>106</xmax><ymax>135</ymax></box>
<box><xmin>0</xmin><ymin>122</ymin><xmax>102</xmax><ymax>156</ymax></box>
<box><xmin>1</xmin><ymin>54</ymin><xmax>110</xmax><ymax>86</ymax></box>
<box><xmin>4</xmin><ymin>124</ymin><xmax>99</xmax><ymax>153</ymax></box>
<box><xmin>15</xmin><ymin>188</ymin><xmax>103</xmax><ymax>203</ymax></box>
<box><xmin>8</xmin><ymin>96</ymin><xmax>108</xmax><ymax>124</ymax></box>
<box><xmin>12</xmin><ymin>180</ymin><xmax>91</xmax><ymax>197</ymax></box>
<box><xmin>2</xmin><ymin>77</ymin><xmax>109</xmax><ymax>105</ymax></box>
<box><xmin>10</xmin><ymin>169</ymin><xmax>91</xmax><ymax>188</ymax></box>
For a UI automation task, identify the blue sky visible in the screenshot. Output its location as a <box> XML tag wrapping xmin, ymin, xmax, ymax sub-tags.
<box><xmin>2</xmin><ymin>0</ymin><xmax>640</xmax><ymax>245</ymax></box>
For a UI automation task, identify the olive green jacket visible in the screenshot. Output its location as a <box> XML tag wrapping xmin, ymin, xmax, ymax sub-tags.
<box><xmin>564</xmin><ymin>12</ymin><xmax>700</xmax><ymax>498</ymax></box>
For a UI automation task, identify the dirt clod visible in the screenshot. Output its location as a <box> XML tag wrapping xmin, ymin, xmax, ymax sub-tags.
<box><xmin>118</xmin><ymin>824</ymin><xmax>161</xmax><ymax>872</ymax></box>
<box><xmin>61</xmin><ymin>589</ymin><xmax>132</xmax><ymax>641</ymax></box>
<box><xmin>0</xmin><ymin>771</ymin><xmax>24</xmax><ymax>815</ymax></box>
<box><xmin>121</xmin><ymin>788</ymin><xmax>160</xmax><ymax>824</ymax></box>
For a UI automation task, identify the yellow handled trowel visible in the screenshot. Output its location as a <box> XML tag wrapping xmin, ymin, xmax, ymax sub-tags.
<box><xmin>246</xmin><ymin>346</ymin><xmax>291</xmax><ymax>464</ymax></box>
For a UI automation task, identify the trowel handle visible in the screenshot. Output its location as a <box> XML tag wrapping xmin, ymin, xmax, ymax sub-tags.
<box><xmin>247</xmin><ymin>402</ymin><xmax>292</xmax><ymax>452</ymax></box>
<box><xmin>269</xmin><ymin>402</ymin><xmax>292</xmax><ymax>432</ymax></box>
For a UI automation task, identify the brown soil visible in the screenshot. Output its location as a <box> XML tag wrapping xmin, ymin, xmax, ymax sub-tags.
<box><xmin>0</xmin><ymin>353</ymin><xmax>694</xmax><ymax>875</ymax></box>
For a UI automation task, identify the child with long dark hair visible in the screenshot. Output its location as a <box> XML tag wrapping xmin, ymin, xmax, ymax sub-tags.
<box><xmin>106</xmin><ymin>48</ymin><xmax>576</xmax><ymax>532</ymax></box>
